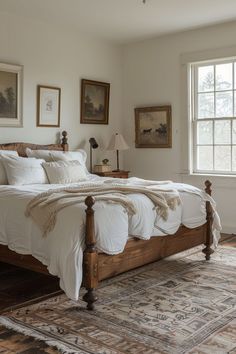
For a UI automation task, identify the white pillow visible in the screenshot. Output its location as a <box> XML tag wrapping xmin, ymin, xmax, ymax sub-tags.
<box><xmin>1</xmin><ymin>155</ymin><xmax>48</xmax><ymax>185</ymax></box>
<box><xmin>0</xmin><ymin>150</ymin><xmax>19</xmax><ymax>184</ymax></box>
<box><xmin>25</xmin><ymin>148</ymin><xmax>53</xmax><ymax>162</ymax></box>
<box><xmin>26</xmin><ymin>148</ymin><xmax>88</xmax><ymax>171</ymax></box>
<box><xmin>50</xmin><ymin>150</ymin><xmax>87</xmax><ymax>167</ymax></box>
<box><xmin>42</xmin><ymin>160</ymin><xmax>88</xmax><ymax>184</ymax></box>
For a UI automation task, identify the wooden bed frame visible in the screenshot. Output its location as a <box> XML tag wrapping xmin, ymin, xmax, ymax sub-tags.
<box><xmin>0</xmin><ymin>131</ymin><xmax>214</xmax><ymax>310</ymax></box>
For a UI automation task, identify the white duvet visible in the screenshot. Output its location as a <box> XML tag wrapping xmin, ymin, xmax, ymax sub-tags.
<box><xmin>0</xmin><ymin>175</ymin><xmax>221</xmax><ymax>300</ymax></box>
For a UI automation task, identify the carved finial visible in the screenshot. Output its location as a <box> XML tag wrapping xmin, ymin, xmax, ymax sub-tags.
<box><xmin>85</xmin><ymin>196</ymin><xmax>95</xmax><ymax>208</ymax></box>
<box><xmin>205</xmin><ymin>180</ymin><xmax>212</xmax><ymax>196</ymax></box>
<box><xmin>62</xmin><ymin>131</ymin><xmax>68</xmax><ymax>145</ymax></box>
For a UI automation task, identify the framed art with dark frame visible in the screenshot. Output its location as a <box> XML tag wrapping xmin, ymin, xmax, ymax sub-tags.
<box><xmin>0</xmin><ymin>62</ymin><xmax>23</xmax><ymax>127</ymax></box>
<box><xmin>135</xmin><ymin>105</ymin><xmax>172</xmax><ymax>148</ymax></box>
<box><xmin>37</xmin><ymin>85</ymin><xmax>61</xmax><ymax>127</ymax></box>
<box><xmin>81</xmin><ymin>79</ymin><xmax>110</xmax><ymax>124</ymax></box>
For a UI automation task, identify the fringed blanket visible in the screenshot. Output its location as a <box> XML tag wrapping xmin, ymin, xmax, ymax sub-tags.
<box><xmin>25</xmin><ymin>183</ymin><xmax>181</xmax><ymax>237</ymax></box>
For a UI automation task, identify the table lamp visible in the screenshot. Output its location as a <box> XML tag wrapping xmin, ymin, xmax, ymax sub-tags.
<box><xmin>106</xmin><ymin>133</ymin><xmax>129</xmax><ymax>171</ymax></box>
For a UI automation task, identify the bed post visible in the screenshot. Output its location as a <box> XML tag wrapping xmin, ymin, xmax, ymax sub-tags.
<box><xmin>202</xmin><ymin>180</ymin><xmax>214</xmax><ymax>261</ymax></box>
<box><xmin>61</xmin><ymin>131</ymin><xmax>68</xmax><ymax>151</ymax></box>
<box><xmin>83</xmin><ymin>196</ymin><xmax>98</xmax><ymax>310</ymax></box>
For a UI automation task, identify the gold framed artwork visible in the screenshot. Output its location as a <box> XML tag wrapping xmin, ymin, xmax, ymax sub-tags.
<box><xmin>80</xmin><ymin>79</ymin><xmax>110</xmax><ymax>124</ymax></box>
<box><xmin>135</xmin><ymin>105</ymin><xmax>172</xmax><ymax>148</ymax></box>
<box><xmin>37</xmin><ymin>85</ymin><xmax>61</xmax><ymax>127</ymax></box>
<box><xmin>0</xmin><ymin>62</ymin><xmax>23</xmax><ymax>127</ymax></box>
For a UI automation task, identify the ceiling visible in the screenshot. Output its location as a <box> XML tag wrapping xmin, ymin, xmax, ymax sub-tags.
<box><xmin>1</xmin><ymin>0</ymin><xmax>236</xmax><ymax>43</ymax></box>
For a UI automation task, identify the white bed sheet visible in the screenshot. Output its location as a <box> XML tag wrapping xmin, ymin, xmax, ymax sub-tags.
<box><xmin>0</xmin><ymin>176</ymin><xmax>220</xmax><ymax>300</ymax></box>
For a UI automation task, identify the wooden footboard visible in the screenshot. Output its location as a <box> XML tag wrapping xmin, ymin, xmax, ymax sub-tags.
<box><xmin>82</xmin><ymin>180</ymin><xmax>214</xmax><ymax>310</ymax></box>
<box><xmin>98</xmin><ymin>225</ymin><xmax>206</xmax><ymax>281</ymax></box>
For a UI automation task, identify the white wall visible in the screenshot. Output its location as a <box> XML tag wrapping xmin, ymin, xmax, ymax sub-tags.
<box><xmin>0</xmin><ymin>11</ymin><xmax>123</xmax><ymax>169</ymax></box>
<box><xmin>123</xmin><ymin>21</ymin><xmax>236</xmax><ymax>233</ymax></box>
<box><xmin>1</xmin><ymin>11</ymin><xmax>235</xmax><ymax>233</ymax></box>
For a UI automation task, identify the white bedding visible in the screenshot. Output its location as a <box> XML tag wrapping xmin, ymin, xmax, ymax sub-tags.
<box><xmin>0</xmin><ymin>175</ymin><xmax>221</xmax><ymax>300</ymax></box>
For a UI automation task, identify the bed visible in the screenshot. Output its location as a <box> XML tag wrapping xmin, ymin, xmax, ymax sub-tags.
<box><xmin>0</xmin><ymin>131</ymin><xmax>219</xmax><ymax>310</ymax></box>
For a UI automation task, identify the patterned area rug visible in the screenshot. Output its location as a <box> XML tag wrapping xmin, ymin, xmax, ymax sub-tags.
<box><xmin>0</xmin><ymin>239</ymin><xmax>235</xmax><ymax>354</ymax></box>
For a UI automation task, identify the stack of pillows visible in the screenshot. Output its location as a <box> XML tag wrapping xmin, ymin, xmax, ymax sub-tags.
<box><xmin>0</xmin><ymin>149</ymin><xmax>88</xmax><ymax>185</ymax></box>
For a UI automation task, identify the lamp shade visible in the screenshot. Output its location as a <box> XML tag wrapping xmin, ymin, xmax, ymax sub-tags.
<box><xmin>107</xmin><ymin>133</ymin><xmax>129</xmax><ymax>151</ymax></box>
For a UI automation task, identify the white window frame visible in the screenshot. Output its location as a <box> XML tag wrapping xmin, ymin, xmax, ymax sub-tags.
<box><xmin>190</xmin><ymin>57</ymin><xmax>236</xmax><ymax>176</ymax></box>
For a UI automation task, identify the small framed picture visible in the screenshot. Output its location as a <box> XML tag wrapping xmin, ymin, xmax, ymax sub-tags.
<box><xmin>135</xmin><ymin>105</ymin><xmax>172</xmax><ymax>148</ymax></box>
<box><xmin>80</xmin><ymin>79</ymin><xmax>110</xmax><ymax>124</ymax></box>
<box><xmin>37</xmin><ymin>85</ymin><xmax>61</xmax><ymax>127</ymax></box>
<box><xmin>0</xmin><ymin>62</ymin><xmax>23</xmax><ymax>127</ymax></box>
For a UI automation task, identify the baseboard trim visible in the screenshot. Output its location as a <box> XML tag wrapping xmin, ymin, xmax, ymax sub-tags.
<box><xmin>221</xmin><ymin>226</ymin><xmax>236</xmax><ymax>235</ymax></box>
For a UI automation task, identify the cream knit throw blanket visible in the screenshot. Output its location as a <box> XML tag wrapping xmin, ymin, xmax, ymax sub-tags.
<box><xmin>25</xmin><ymin>183</ymin><xmax>180</xmax><ymax>237</ymax></box>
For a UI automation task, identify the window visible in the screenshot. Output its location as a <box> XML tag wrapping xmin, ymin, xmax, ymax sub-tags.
<box><xmin>190</xmin><ymin>58</ymin><xmax>236</xmax><ymax>175</ymax></box>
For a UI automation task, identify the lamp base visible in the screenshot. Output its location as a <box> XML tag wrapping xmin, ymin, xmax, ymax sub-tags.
<box><xmin>112</xmin><ymin>169</ymin><xmax>121</xmax><ymax>172</ymax></box>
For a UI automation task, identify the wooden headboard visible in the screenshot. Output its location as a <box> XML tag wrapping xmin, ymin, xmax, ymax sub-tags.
<box><xmin>0</xmin><ymin>131</ymin><xmax>68</xmax><ymax>157</ymax></box>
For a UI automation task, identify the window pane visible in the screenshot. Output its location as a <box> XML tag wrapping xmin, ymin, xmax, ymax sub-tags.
<box><xmin>214</xmin><ymin>120</ymin><xmax>231</xmax><ymax>144</ymax></box>
<box><xmin>198</xmin><ymin>93</ymin><xmax>214</xmax><ymax>118</ymax></box>
<box><xmin>198</xmin><ymin>65</ymin><xmax>214</xmax><ymax>92</ymax></box>
<box><xmin>197</xmin><ymin>146</ymin><xmax>213</xmax><ymax>170</ymax></box>
<box><xmin>216</xmin><ymin>91</ymin><xmax>233</xmax><ymax>117</ymax></box>
<box><xmin>197</xmin><ymin>121</ymin><xmax>213</xmax><ymax>144</ymax></box>
<box><xmin>216</xmin><ymin>63</ymin><xmax>232</xmax><ymax>90</ymax></box>
<box><xmin>233</xmin><ymin>120</ymin><xmax>236</xmax><ymax>144</ymax></box>
<box><xmin>214</xmin><ymin>146</ymin><xmax>231</xmax><ymax>171</ymax></box>
<box><xmin>232</xmin><ymin>146</ymin><xmax>236</xmax><ymax>171</ymax></box>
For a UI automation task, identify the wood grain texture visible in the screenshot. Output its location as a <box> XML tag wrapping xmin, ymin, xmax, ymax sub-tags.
<box><xmin>0</xmin><ymin>131</ymin><xmax>68</xmax><ymax>156</ymax></box>
<box><xmin>202</xmin><ymin>180</ymin><xmax>214</xmax><ymax>260</ymax></box>
<box><xmin>98</xmin><ymin>225</ymin><xmax>206</xmax><ymax>281</ymax></box>
<box><xmin>0</xmin><ymin>325</ymin><xmax>59</xmax><ymax>353</ymax></box>
<box><xmin>94</xmin><ymin>170</ymin><xmax>130</xmax><ymax>178</ymax></box>
<box><xmin>0</xmin><ymin>262</ymin><xmax>60</xmax><ymax>313</ymax></box>
<box><xmin>83</xmin><ymin>196</ymin><xmax>98</xmax><ymax>310</ymax></box>
<box><xmin>0</xmin><ymin>246</ymin><xmax>49</xmax><ymax>275</ymax></box>
<box><xmin>0</xmin><ymin>225</ymin><xmax>206</xmax><ymax>281</ymax></box>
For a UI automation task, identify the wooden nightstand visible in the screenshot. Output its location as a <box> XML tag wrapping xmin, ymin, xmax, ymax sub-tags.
<box><xmin>94</xmin><ymin>170</ymin><xmax>130</xmax><ymax>179</ymax></box>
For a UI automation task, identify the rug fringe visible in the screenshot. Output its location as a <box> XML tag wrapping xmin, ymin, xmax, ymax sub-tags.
<box><xmin>0</xmin><ymin>316</ymin><xmax>78</xmax><ymax>354</ymax></box>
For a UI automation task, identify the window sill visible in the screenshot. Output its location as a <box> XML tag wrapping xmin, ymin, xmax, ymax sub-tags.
<box><xmin>190</xmin><ymin>173</ymin><xmax>236</xmax><ymax>178</ymax></box>
<box><xmin>180</xmin><ymin>171</ymin><xmax>236</xmax><ymax>189</ymax></box>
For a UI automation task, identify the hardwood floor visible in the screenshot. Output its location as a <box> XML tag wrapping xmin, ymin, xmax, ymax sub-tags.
<box><xmin>0</xmin><ymin>233</ymin><xmax>234</xmax><ymax>314</ymax></box>
<box><xmin>0</xmin><ymin>262</ymin><xmax>61</xmax><ymax>314</ymax></box>
<box><xmin>0</xmin><ymin>326</ymin><xmax>59</xmax><ymax>354</ymax></box>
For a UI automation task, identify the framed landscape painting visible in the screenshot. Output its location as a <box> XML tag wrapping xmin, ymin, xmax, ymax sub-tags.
<box><xmin>81</xmin><ymin>79</ymin><xmax>110</xmax><ymax>124</ymax></box>
<box><xmin>0</xmin><ymin>63</ymin><xmax>23</xmax><ymax>127</ymax></box>
<box><xmin>37</xmin><ymin>85</ymin><xmax>61</xmax><ymax>127</ymax></box>
<box><xmin>135</xmin><ymin>105</ymin><xmax>172</xmax><ymax>148</ymax></box>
